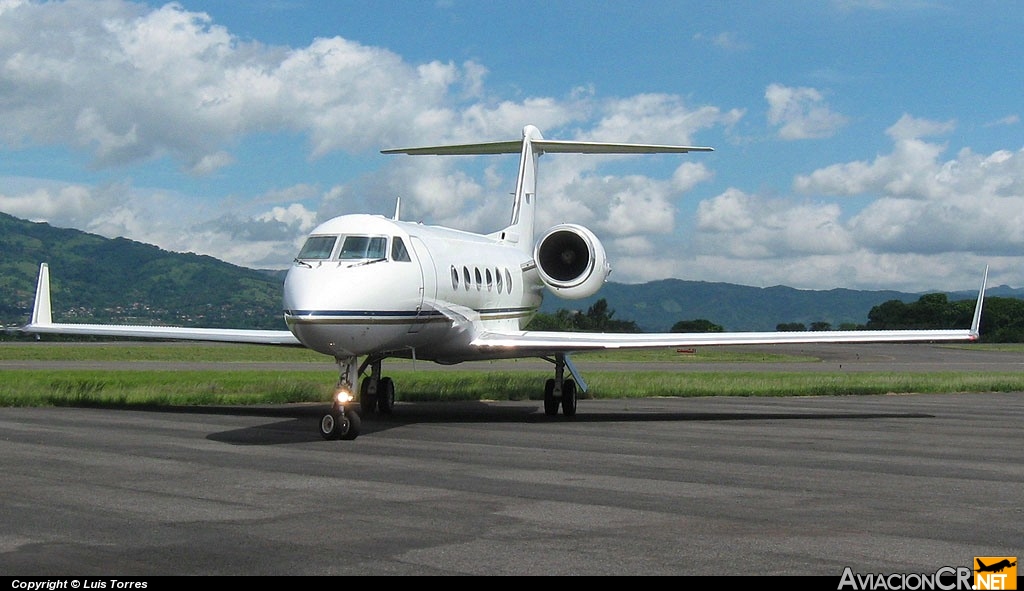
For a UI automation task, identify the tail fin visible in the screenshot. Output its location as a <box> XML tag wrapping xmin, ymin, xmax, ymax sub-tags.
<box><xmin>504</xmin><ymin>125</ymin><xmax>543</xmax><ymax>252</ymax></box>
<box><xmin>382</xmin><ymin>125</ymin><xmax>713</xmax><ymax>254</ymax></box>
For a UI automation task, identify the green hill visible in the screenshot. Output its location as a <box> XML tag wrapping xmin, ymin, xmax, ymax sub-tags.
<box><xmin>0</xmin><ymin>212</ymin><xmax>285</xmax><ymax>330</ymax></box>
<box><xmin>539</xmin><ymin>279</ymin><xmax>912</xmax><ymax>332</ymax></box>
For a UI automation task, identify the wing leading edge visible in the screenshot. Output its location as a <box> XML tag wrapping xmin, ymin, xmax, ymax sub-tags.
<box><xmin>473</xmin><ymin>267</ymin><xmax>988</xmax><ymax>353</ymax></box>
<box><xmin>21</xmin><ymin>263</ymin><xmax>301</xmax><ymax>346</ymax></box>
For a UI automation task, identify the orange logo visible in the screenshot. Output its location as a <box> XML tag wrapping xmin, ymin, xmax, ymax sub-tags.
<box><xmin>974</xmin><ymin>557</ymin><xmax>1017</xmax><ymax>590</ymax></box>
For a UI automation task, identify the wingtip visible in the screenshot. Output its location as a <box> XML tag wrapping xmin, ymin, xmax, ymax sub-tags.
<box><xmin>29</xmin><ymin>263</ymin><xmax>52</xmax><ymax>326</ymax></box>
<box><xmin>969</xmin><ymin>265</ymin><xmax>988</xmax><ymax>339</ymax></box>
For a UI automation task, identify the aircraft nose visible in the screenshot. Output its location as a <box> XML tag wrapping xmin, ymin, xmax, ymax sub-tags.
<box><xmin>282</xmin><ymin>265</ymin><xmax>311</xmax><ymax>313</ymax></box>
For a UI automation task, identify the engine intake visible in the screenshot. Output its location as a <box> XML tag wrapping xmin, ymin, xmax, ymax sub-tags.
<box><xmin>534</xmin><ymin>224</ymin><xmax>610</xmax><ymax>299</ymax></box>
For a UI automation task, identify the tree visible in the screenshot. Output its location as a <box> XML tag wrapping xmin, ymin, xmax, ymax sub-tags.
<box><xmin>867</xmin><ymin>294</ymin><xmax>959</xmax><ymax>330</ymax></box>
<box><xmin>670</xmin><ymin>319</ymin><xmax>723</xmax><ymax>333</ymax></box>
<box><xmin>525</xmin><ymin>299</ymin><xmax>640</xmax><ymax>332</ymax></box>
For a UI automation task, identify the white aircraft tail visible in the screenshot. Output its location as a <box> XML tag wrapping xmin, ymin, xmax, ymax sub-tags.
<box><xmin>382</xmin><ymin>125</ymin><xmax>713</xmax><ymax>253</ymax></box>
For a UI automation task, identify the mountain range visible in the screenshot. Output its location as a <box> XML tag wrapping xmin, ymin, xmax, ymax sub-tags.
<box><xmin>2</xmin><ymin>211</ymin><xmax>1016</xmax><ymax>332</ymax></box>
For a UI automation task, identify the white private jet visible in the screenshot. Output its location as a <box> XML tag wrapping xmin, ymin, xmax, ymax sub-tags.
<box><xmin>22</xmin><ymin>125</ymin><xmax>987</xmax><ymax>440</ymax></box>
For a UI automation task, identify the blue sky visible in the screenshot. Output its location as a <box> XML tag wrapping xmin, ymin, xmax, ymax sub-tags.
<box><xmin>1</xmin><ymin>0</ymin><xmax>1021</xmax><ymax>292</ymax></box>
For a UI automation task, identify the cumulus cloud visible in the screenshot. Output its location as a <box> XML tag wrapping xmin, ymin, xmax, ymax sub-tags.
<box><xmin>794</xmin><ymin>137</ymin><xmax>949</xmax><ymax>198</ymax></box>
<box><xmin>0</xmin><ymin>0</ymin><xmax>482</xmax><ymax>170</ymax></box>
<box><xmin>670</xmin><ymin>115</ymin><xmax>1024</xmax><ymax>290</ymax></box>
<box><xmin>885</xmin><ymin>114</ymin><xmax>955</xmax><ymax>141</ymax></box>
<box><xmin>0</xmin><ymin>183</ymin><xmax>95</xmax><ymax>222</ymax></box>
<box><xmin>765</xmin><ymin>83</ymin><xmax>848</xmax><ymax>140</ymax></box>
<box><xmin>9</xmin><ymin>2</ymin><xmax>1016</xmax><ymax>293</ymax></box>
<box><xmin>695</xmin><ymin>189</ymin><xmax>852</xmax><ymax>259</ymax></box>
<box><xmin>1</xmin><ymin>1</ymin><xmax>731</xmax><ymax>273</ymax></box>
<box><xmin>586</xmin><ymin>94</ymin><xmax>742</xmax><ymax>145</ymax></box>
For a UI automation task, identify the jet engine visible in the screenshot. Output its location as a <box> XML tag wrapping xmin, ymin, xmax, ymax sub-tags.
<box><xmin>534</xmin><ymin>224</ymin><xmax>610</xmax><ymax>299</ymax></box>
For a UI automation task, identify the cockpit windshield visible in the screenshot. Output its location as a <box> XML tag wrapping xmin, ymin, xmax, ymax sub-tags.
<box><xmin>296</xmin><ymin>235</ymin><xmax>337</xmax><ymax>260</ymax></box>
<box><xmin>296</xmin><ymin>234</ymin><xmax>409</xmax><ymax>264</ymax></box>
<box><xmin>339</xmin><ymin>236</ymin><xmax>387</xmax><ymax>260</ymax></box>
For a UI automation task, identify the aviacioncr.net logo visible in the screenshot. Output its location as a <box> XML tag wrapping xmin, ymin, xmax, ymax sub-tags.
<box><xmin>838</xmin><ymin>567</ymin><xmax>973</xmax><ymax>590</ymax></box>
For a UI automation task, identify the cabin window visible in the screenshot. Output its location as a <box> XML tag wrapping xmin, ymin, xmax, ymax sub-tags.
<box><xmin>391</xmin><ymin>237</ymin><xmax>411</xmax><ymax>262</ymax></box>
<box><xmin>474</xmin><ymin>267</ymin><xmax>482</xmax><ymax>290</ymax></box>
<box><xmin>451</xmin><ymin>266</ymin><xmax>459</xmax><ymax>290</ymax></box>
<box><xmin>485</xmin><ymin>269</ymin><xmax>493</xmax><ymax>291</ymax></box>
<box><xmin>463</xmin><ymin>267</ymin><xmax>471</xmax><ymax>291</ymax></box>
<box><xmin>339</xmin><ymin>235</ymin><xmax>387</xmax><ymax>260</ymax></box>
<box><xmin>505</xmin><ymin>268</ymin><xmax>513</xmax><ymax>293</ymax></box>
<box><xmin>296</xmin><ymin>235</ymin><xmax>337</xmax><ymax>260</ymax></box>
<box><xmin>495</xmin><ymin>267</ymin><xmax>503</xmax><ymax>293</ymax></box>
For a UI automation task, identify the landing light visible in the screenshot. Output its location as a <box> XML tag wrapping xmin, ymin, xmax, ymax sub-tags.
<box><xmin>333</xmin><ymin>389</ymin><xmax>354</xmax><ymax>405</ymax></box>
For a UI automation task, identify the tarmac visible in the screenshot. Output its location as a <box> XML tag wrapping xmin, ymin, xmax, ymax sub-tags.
<box><xmin>0</xmin><ymin>344</ymin><xmax>1021</xmax><ymax>576</ymax></box>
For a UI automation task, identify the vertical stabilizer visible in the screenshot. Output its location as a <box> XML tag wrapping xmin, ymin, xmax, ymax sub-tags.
<box><xmin>503</xmin><ymin>125</ymin><xmax>543</xmax><ymax>253</ymax></box>
<box><xmin>30</xmin><ymin>263</ymin><xmax>52</xmax><ymax>326</ymax></box>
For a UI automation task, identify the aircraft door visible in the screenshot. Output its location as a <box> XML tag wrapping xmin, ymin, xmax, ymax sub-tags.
<box><xmin>408</xmin><ymin>236</ymin><xmax>437</xmax><ymax>333</ymax></box>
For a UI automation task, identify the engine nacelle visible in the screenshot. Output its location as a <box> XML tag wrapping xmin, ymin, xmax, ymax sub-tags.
<box><xmin>534</xmin><ymin>224</ymin><xmax>610</xmax><ymax>299</ymax></box>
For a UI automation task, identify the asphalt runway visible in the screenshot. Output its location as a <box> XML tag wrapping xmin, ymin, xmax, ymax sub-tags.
<box><xmin>1</xmin><ymin>344</ymin><xmax>1022</xmax><ymax>576</ymax></box>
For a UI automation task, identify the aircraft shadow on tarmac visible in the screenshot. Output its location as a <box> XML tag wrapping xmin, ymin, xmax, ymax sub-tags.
<box><xmin>166</xmin><ymin>401</ymin><xmax>936</xmax><ymax>446</ymax></box>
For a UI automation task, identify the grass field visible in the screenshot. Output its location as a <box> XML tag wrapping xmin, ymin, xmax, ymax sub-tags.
<box><xmin>2</xmin><ymin>342</ymin><xmax>1023</xmax><ymax>408</ymax></box>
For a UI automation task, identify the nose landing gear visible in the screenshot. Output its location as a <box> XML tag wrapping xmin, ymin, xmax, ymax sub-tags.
<box><xmin>319</xmin><ymin>356</ymin><xmax>363</xmax><ymax>440</ymax></box>
<box><xmin>319</xmin><ymin>403</ymin><xmax>361</xmax><ymax>440</ymax></box>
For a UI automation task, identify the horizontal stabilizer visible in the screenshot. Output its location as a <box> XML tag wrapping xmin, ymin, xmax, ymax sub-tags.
<box><xmin>383</xmin><ymin>139</ymin><xmax>713</xmax><ymax>156</ymax></box>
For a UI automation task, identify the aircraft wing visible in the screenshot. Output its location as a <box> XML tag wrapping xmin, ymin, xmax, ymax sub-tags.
<box><xmin>471</xmin><ymin>326</ymin><xmax>977</xmax><ymax>352</ymax></box>
<box><xmin>20</xmin><ymin>264</ymin><xmax>301</xmax><ymax>346</ymax></box>
<box><xmin>473</xmin><ymin>267</ymin><xmax>987</xmax><ymax>353</ymax></box>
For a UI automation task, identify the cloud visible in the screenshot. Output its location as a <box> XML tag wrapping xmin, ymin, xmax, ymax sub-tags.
<box><xmin>984</xmin><ymin>115</ymin><xmax>1019</xmax><ymax>127</ymax></box>
<box><xmin>1</xmin><ymin>1</ymin><xmax>734</xmax><ymax>270</ymax></box>
<box><xmin>0</xmin><ymin>1</ymin><xmax>485</xmax><ymax>169</ymax></box>
<box><xmin>692</xmin><ymin>31</ymin><xmax>750</xmax><ymax>51</ymax></box>
<box><xmin>765</xmin><ymin>83</ymin><xmax>848</xmax><ymax>140</ymax></box>
<box><xmin>793</xmin><ymin>137</ymin><xmax>948</xmax><ymax>198</ymax></box>
<box><xmin>695</xmin><ymin>189</ymin><xmax>853</xmax><ymax>259</ymax></box>
<box><xmin>587</xmin><ymin>94</ymin><xmax>742</xmax><ymax>145</ymax></box>
<box><xmin>0</xmin><ymin>183</ymin><xmax>93</xmax><ymax>222</ymax></box>
<box><xmin>885</xmin><ymin>113</ymin><xmax>955</xmax><ymax>141</ymax></box>
<box><xmin>5</xmin><ymin>2</ymin><xmax>1016</xmax><ymax>293</ymax></box>
<box><xmin>663</xmin><ymin>116</ymin><xmax>1024</xmax><ymax>289</ymax></box>
<box><xmin>846</xmin><ymin>147</ymin><xmax>1024</xmax><ymax>256</ymax></box>
<box><xmin>188</xmin><ymin>151</ymin><xmax>235</xmax><ymax>176</ymax></box>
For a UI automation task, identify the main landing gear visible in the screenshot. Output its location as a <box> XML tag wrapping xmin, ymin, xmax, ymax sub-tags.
<box><xmin>319</xmin><ymin>356</ymin><xmax>396</xmax><ymax>441</ymax></box>
<box><xmin>543</xmin><ymin>353</ymin><xmax>578</xmax><ymax>417</ymax></box>
<box><xmin>319</xmin><ymin>353</ymin><xmax>582</xmax><ymax>439</ymax></box>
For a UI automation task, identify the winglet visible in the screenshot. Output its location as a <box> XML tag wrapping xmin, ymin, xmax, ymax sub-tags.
<box><xmin>969</xmin><ymin>265</ymin><xmax>988</xmax><ymax>339</ymax></box>
<box><xmin>30</xmin><ymin>263</ymin><xmax>53</xmax><ymax>326</ymax></box>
